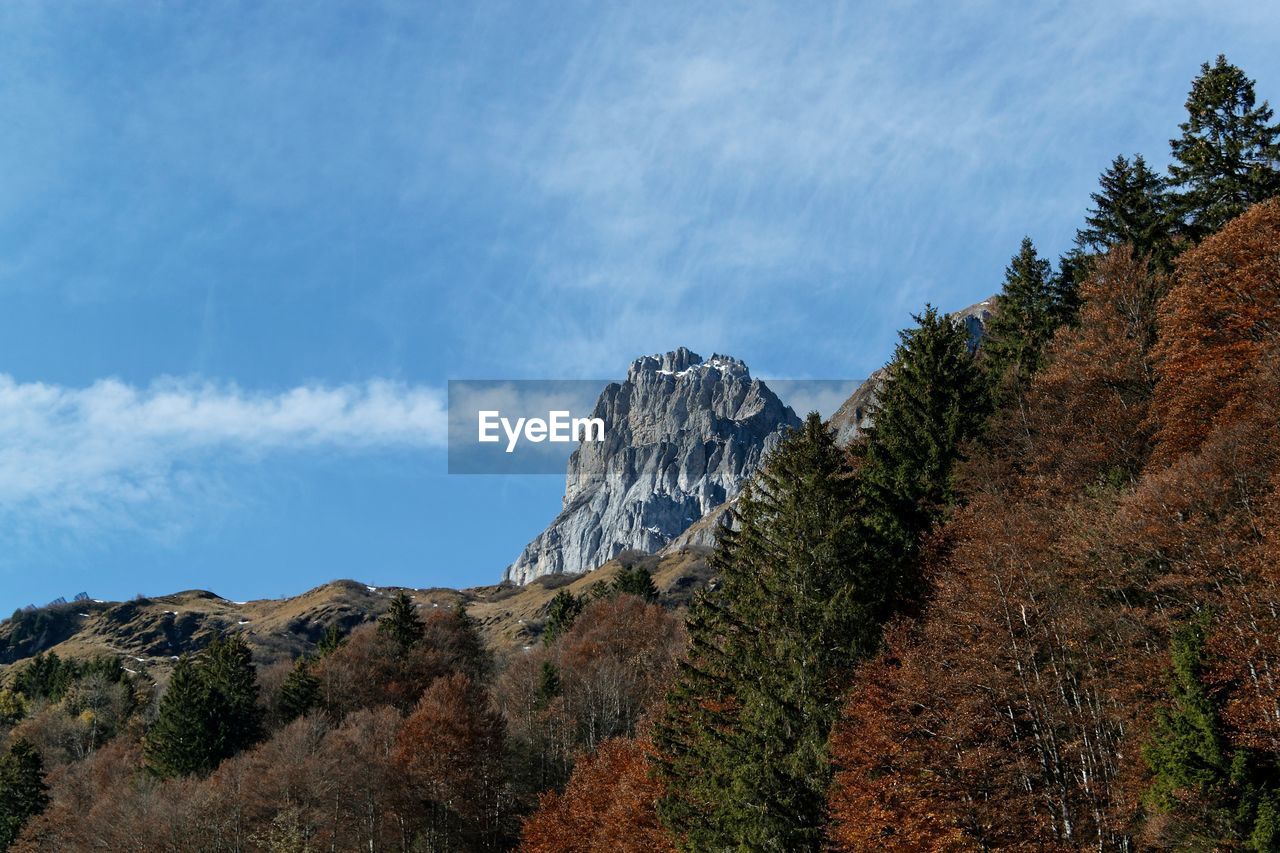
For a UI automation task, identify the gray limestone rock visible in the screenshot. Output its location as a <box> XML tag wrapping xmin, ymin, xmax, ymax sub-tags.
<box><xmin>503</xmin><ymin>348</ymin><xmax>800</xmax><ymax>584</ymax></box>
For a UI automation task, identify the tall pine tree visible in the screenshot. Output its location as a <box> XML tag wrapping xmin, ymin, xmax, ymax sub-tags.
<box><xmin>858</xmin><ymin>305</ymin><xmax>988</xmax><ymax>602</ymax></box>
<box><xmin>315</xmin><ymin>622</ymin><xmax>347</xmax><ymax>657</ymax></box>
<box><xmin>1169</xmin><ymin>55</ymin><xmax>1280</xmax><ymax>239</ymax></box>
<box><xmin>0</xmin><ymin>739</ymin><xmax>48</xmax><ymax>850</ymax></box>
<box><xmin>144</xmin><ymin>655</ymin><xmax>216</xmax><ymax>777</ymax></box>
<box><xmin>655</xmin><ymin>414</ymin><xmax>870</xmax><ymax>851</ymax></box>
<box><xmin>378</xmin><ymin>591</ymin><xmax>425</xmax><ymax>649</ymax></box>
<box><xmin>144</xmin><ymin>635</ymin><xmax>263</xmax><ymax>777</ymax></box>
<box><xmin>276</xmin><ymin>658</ymin><xmax>320</xmax><ymax>724</ymax></box>
<box><xmin>542</xmin><ymin>591</ymin><xmax>585</xmax><ymax>647</ymax></box>
<box><xmin>1077</xmin><ymin>154</ymin><xmax>1175</xmax><ymax>268</ymax></box>
<box><xmin>613</xmin><ymin>566</ymin><xmax>659</xmax><ymax>602</ymax></box>
<box><xmin>202</xmin><ymin>633</ymin><xmax>263</xmax><ymax>760</ymax></box>
<box><xmin>982</xmin><ymin>237</ymin><xmax>1063</xmax><ymax>396</ymax></box>
<box><xmin>1145</xmin><ymin>616</ymin><xmax>1231</xmax><ymax>810</ymax></box>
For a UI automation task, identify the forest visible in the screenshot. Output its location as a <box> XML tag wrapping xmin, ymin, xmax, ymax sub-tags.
<box><xmin>2</xmin><ymin>54</ymin><xmax>1280</xmax><ymax>851</ymax></box>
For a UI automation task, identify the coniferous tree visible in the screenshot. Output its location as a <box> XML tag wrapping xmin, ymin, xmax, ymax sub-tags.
<box><xmin>202</xmin><ymin>633</ymin><xmax>263</xmax><ymax>760</ymax></box>
<box><xmin>1145</xmin><ymin>616</ymin><xmax>1231</xmax><ymax>810</ymax></box>
<box><xmin>859</xmin><ymin>306</ymin><xmax>988</xmax><ymax>601</ymax></box>
<box><xmin>613</xmin><ymin>566</ymin><xmax>659</xmax><ymax>602</ymax></box>
<box><xmin>542</xmin><ymin>591</ymin><xmax>585</xmax><ymax>647</ymax></box>
<box><xmin>1169</xmin><ymin>56</ymin><xmax>1280</xmax><ymax>239</ymax></box>
<box><xmin>1077</xmin><ymin>154</ymin><xmax>1175</xmax><ymax>267</ymax></box>
<box><xmin>534</xmin><ymin>661</ymin><xmax>561</xmax><ymax>712</ymax></box>
<box><xmin>1144</xmin><ymin>615</ymin><xmax>1280</xmax><ymax>847</ymax></box>
<box><xmin>378</xmin><ymin>591</ymin><xmax>425</xmax><ymax>649</ymax></box>
<box><xmin>982</xmin><ymin>237</ymin><xmax>1063</xmax><ymax>394</ymax></box>
<box><xmin>12</xmin><ymin>653</ymin><xmax>76</xmax><ymax>702</ymax></box>
<box><xmin>1053</xmin><ymin>248</ymin><xmax>1092</xmax><ymax>322</ymax></box>
<box><xmin>276</xmin><ymin>658</ymin><xmax>320</xmax><ymax>724</ymax></box>
<box><xmin>0</xmin><ymin>739</ymin><xmax>48</xmax><ymax>850</ymax></box>
<box><xmin>655</xmin><ymin>413</ymin><xmax>870</xmax><ymax>851</ymax></box>
<box><xmin>315</xmin><ymin>623</ymin><xmax>347</xmax><ymax>657</ymax></box>
<box><xmin>144</xmin><ymin>655</ymin><xmax>216</xmax><ymax>777</ymax></box>
<box><xmin>448</xmin><ymin>603</ymin><xmax>493</xmax><ymax>683</ymax></box>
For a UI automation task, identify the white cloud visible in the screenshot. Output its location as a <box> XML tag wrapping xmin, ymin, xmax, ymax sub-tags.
<box><xmin>0</xmin><ymin>375</ymin><xmax>446</xmax><ymax>531</ymax></box>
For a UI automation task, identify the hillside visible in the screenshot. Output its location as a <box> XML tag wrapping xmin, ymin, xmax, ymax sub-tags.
<box><xmin>0</xmin><ymin>549</ymin><xmax>714</xmax><ymax>678</ymax></box>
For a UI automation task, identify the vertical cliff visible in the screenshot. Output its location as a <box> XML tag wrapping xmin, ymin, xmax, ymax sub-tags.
<box><xmin>503</xmin><ymin>348</ymin><xmax>800</xmax><ymax>584</ymax></box>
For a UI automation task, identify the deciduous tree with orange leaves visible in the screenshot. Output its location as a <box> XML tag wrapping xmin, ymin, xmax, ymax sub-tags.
<box><xmin>1149</xmin><ymin>198</ymin><xmax>1280</xmax><ymax>460</ymax></box>
<box><xmin>520</xmin><ymin>735</ymin><xmax>671</xmax><ymax>853</ymax></box>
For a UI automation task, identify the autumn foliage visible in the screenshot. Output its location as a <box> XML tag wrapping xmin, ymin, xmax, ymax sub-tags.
<box><xmin>1150</xmin><ymin>198</ymin><xmax>1280</xmax><ymax>459</ymax></box>
<box><xmin>519</xmin><ymin>735</ymin><xmax>671</xmax><ymax>853</ymax></box>
<box><xmin>828</xmin><ymin>200</ymin><xmax>1280</xmax><ymax>850</ymax></box>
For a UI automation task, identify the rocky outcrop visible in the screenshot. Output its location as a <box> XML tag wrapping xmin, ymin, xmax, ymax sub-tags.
<box><xmin>827</xmin><ymin>296</ymin><xmax>996</xmax><ymax>447</ymax></box>
<box><xmin>504</xmin><ymin>348</ymin><xmax>800</xmax><ymax>584</ymax></box>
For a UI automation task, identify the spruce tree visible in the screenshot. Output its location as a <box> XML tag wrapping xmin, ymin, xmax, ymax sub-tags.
<box><xmin>1077</xmin><ymin>154</ymin><xmax>1175</xmax><ymax>268</ymax></box>
<box><xmin>859</xmin><ymin>305</ymin><xmax>988</xmax><ymax>601</ymax></box>
<box><xmin>534</xmin><ymin>661</ymin><xmax>561</xmax><ymax>711</ymax></box>
<box><xmin>1169</xmin><ymin>55</ymin><xmax>1280</xmax><ymax>239</ymax></box>
<box><xmin>276</xmin><ymin>658</ymin><xmax>320</xmax><ymax>724</ymax></box>
<box><xmin>982</xmin><ymin>237</ymin><xmax>1062</xmax><ymax>394</ymax></box>
<box><xmin>542</xmin><ymin>591</ymin><xmax>584</xmax><ymax>647</ymax></box>
<box><xmin>315</xmin><ymin>622</ymin><xmax>346</xmax><ymax>657</ymax></box>
<box><xmin>12</xmin><ymin>652</ymin><xmax>76</xmax><ymax>702</ymax></box>
<box><xmin>613</xmin><ymin>566</ymin><xmax>659</xmax><ymax>602</ymax></box>
<box><xmin>1143</xmin><ymin>615</ymin><xmax>1280</xmax><ymax>847</ymax></box>
<box><xmin>1075</xmin><ymin>153</ymin><xmax>1172</xmax><ymax>258</ymax></box>
<box><xmin>655</xmin><ymin>414</ymin><xmax>871</xmax><ymax>851</ymax></box>
<box><xmin>201</xmin><ymin>633</ymin><xmax>263</xmax><ymax>760</ymax></box>
<box><xmin>0</xmin><ymin>739</ymin><xmax>48</xmax><ymax>850</ymax></box>
<box><xmin>450</xmin><ymin>603</ymin><xmax>493</xmax><ymax>682</ymax></box>
<box><xmin>1145</xmin><ymin>616</ymin><xmax>1230</xmax><ymax>809</ymax></box>
<box><xmin>378</xmin><ymin>591</ymin><xmax>425</xmax><ymax>649</ymax></box>
<box><xmin>145</xmin><ymin>655</ymin><xmax>216</xmax><ymax>777</ymax></box>
<box><xmin>1054</xmin><ymin>248</ymin><xmax>1091</xmax><ymax>322</ymax></box>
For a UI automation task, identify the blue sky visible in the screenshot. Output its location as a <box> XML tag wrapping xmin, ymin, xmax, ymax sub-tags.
<box><xmin>2</xmin><ymin>0</ymin><xmax>1278</xmax><ymax>613</ymax></box>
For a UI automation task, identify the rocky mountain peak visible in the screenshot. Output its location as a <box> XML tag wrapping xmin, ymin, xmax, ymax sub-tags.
<box><xmin>504</xmin><ymin>349</ymin><xmax>799</xmax><ymax>585</ymax></box>
<box><xmin>628</xmin><ymin>348</ymin><xmax>748</xmax><ymax>380</ymax></box>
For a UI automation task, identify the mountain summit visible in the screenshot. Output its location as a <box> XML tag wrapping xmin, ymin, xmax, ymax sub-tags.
<box><xmin>503</xmin><ymin>348</ymin><xmax>800</xmax><ymax>584</ymax></box>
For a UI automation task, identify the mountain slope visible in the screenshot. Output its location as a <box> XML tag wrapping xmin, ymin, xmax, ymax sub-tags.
<box><xmin>0</xmin><ymin>551</ymin><xmax>715</xmax><ymax>678</ymax></box>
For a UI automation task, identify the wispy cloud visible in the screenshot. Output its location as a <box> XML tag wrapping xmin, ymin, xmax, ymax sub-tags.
<box><xmin>469</xmin><ymin>0</ymin><xmax>1280</xmax><ymax>376</ymax></box>
<box><xmin>0</xmin><ymin>375</ymin><xmax>446</xmax><ymax>533</ymax></box>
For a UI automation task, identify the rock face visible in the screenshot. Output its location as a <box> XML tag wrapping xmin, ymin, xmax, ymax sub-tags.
<box><xmin>504</xmin><ymin>348</ymin><xmax>800</xmax><ymax>584</ymax></box>
<box><xmin>827</xmin><ymin>296</ymin><xmax>996</xmax><ymax>447</ymax></box>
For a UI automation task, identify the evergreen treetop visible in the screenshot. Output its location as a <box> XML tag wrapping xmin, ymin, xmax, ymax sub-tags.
<box><xmin>315</xmin><ymin>622</ymin><xmax>347</xmax><ymax>658</ymax></box>
<box><xmin>1144</xmin><ymin>614</ymin><xmax>1280</xmax><ymax>847</ymax></box>
<box><xmin>612</xmin><ymin>566</ymin><xmax>659</xmax><ymax>602</ymax></box>
<box><xmin>542</xmin><ymin>590</ymin><xmax>585</xmax><ymax>647</ymax></box>
<box><xmin>859</xmin><ymin>305</ymin><xmax>987</xmax><ymax>601</ymax></box>
<box><xmin>276</xmin><ymin>658</ymin><xmax>320</xmax><ymax>726</ymax></box>
<box><xmin>1077</xmin><ymin>154</ymin><xmax>1176</xmax><ymax>267</ymax></box>
<box><xmin>1145</xmin><ymin>616</ymin><xmax>1230</xmax><ymax>808</ymax></box>
<box><xmin>144</xmin><ymin>634</ymin><xmax>263</xmax><ymax>778</ymax></box>
<box><xmin>378</xmin><ymin>591</ymin><xmax>425</xmax><ymax>649</ymax></box>
<box><xmin>202</xmin><ymin>633</ymin><xmax>263</xmax><ymax>757</ymax></box>
<box><xmin>1170</xmin><ymin>55</ymin><xmax>1280</xmax><ymax>239</ymax></box>
<box><xmin>982</xmin><ymin>237</ymin><xmax>1065</xmax><ymax>394</ymax></box>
